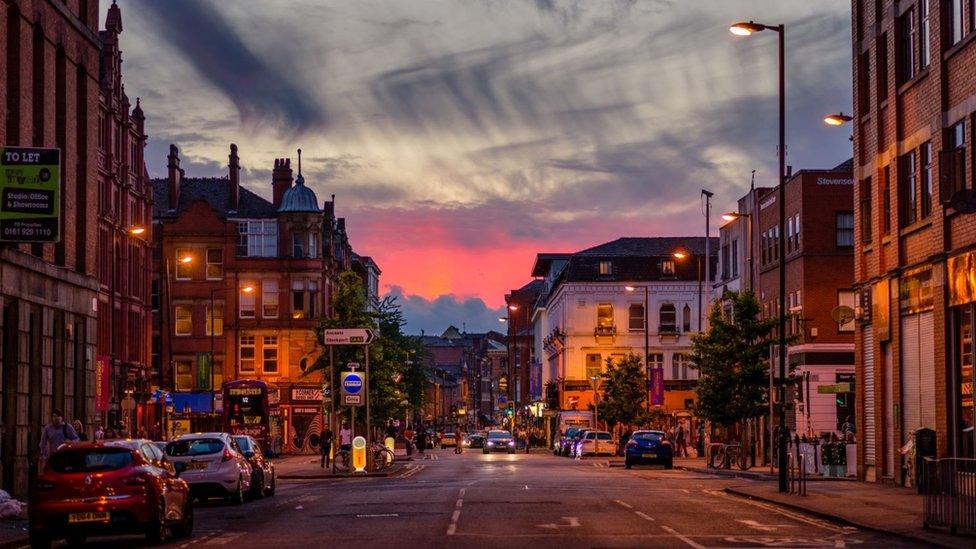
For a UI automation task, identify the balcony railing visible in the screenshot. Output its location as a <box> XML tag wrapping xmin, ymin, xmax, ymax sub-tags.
<box><xmin>594</xmin><ymin>325</ymin><xmax>616</xmax><ymax>337</ymax></box>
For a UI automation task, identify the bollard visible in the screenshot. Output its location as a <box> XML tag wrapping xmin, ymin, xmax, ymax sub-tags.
<box><xmin>352</xmin><ymin>436</ymin><xmax>367</xmax><ymax>473</ymax></box>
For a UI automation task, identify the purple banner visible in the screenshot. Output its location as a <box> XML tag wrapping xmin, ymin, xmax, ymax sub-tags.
<box><xmin>530</xmin><ymin>360</ymin><xmax>542</xmax><ymax>401</ymax></box>
<box><xmin>649</xmin><ymin>367</ymin><xmax>664</xmax><ymax>406</ymax></box>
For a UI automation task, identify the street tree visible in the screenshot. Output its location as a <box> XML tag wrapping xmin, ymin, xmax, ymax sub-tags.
<box><xmin>689</xmin><ymin>290</ymin><xmax>783</xmax><ymax>430</ymax></box>
<box><xmin>596</xmin><ymin>353</ymin><xmax>648</xmax><ymax>427</ymax></box>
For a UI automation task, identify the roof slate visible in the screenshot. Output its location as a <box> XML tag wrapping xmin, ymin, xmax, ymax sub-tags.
<box><xmin>151</xmin><ymin>178</ymin><xmax>278</xmax><ymax>219</ymax></box>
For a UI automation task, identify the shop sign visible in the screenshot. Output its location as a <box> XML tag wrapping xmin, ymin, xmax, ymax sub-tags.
<box><xmin>899</xmin><ymin>267</ymin><xmax>933</xmax><ymax>315</ymax></box>
<box><xmin>949</xmin><ymin>251</ymin><xmax>976</xmax><ymax>307</ymax></box>
<box><xmin>95</xmin><ymin>355</ymin><xmax>110</xmax><ymax>412</ymax></box>
<box><xmin>292</xmin><ymin>407</ymin><xmax>319</xmax><ymax>414</ymax></box>
<box><xmin>0</xmin><ymin>147</ymin><xmax>60</xmax><ymax>242</ymax></box>
<box><xmin>291</xmin><ymin>387</ymin><xmax>322</xmax><ymax>402</ymax></box>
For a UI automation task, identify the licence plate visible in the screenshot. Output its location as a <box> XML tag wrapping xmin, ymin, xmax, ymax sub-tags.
<box><xmin>68</xmin><ymin>511</ymin><xmax>110</xmax><ymax>523</ymax></box>
<box><xmin>642</xmin><ymin>453</ymin><xmax>657</xmax><ymax>458</ymax></box>
<box><xmin>187</xmin><ymin>462</ymin><xmax>209</xmax><ymax>470</ymax></box>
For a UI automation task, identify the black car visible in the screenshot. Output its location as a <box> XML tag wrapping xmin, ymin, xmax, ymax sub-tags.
<box><xmin>483</xmin><ymin>430</ymin><xmax>516</xmax><ymax>454</ymax></box>
<box><xmin>624</xmin><ymin>430</ymin><xmax>674</xmax><ymax>469</ymax></box>
<box><xmin>233</xmin><ymin>435</ymin><xmax>276</xmax><ymax>498</ymax></box>
<box><xmin>465</xmin><ymin>433</ymin><xmax>485</xmax><ymax>449</ymax></box>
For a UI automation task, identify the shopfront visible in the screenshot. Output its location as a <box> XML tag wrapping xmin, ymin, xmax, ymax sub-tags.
<box><xmin>949</xmin><ymin>251</ymin><xmax>976</xmax><ymax>458</ymax></box>
<box><xmin>281</xmin><ymin>385</ymin><xmax>324</xmax><ymax>454</ymax></box>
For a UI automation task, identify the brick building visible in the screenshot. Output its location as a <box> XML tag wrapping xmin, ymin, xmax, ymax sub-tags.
<box><xmin>852</xmin><ymin>0</ymin><xmax>976</xmax><ymax>483</ymax></box>
<box><xmin>95</xmin><ymin>2</ymin><xmax>153</xmax><ymax>436</ymax></box>
<box><xmin>0</xmin><ymin>0</ymin><xmax>102</xmax><ymax>497</ymax></box>
<box><xmin>504</xmin><ymin>280</ymin><xmax>543</xmax><ymax>415</ymax></box>
<box><xmin>750</xmin><ymin>163</ymin><xmax>857</xmax><ymax>436</ymax></box>
<box><xmin>152</xmin><ymin>146</ymin><xmax>354</xmax><ymax>454</ymax></box>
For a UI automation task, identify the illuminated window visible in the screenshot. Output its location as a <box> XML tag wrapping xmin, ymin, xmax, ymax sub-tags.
<box><xmin>599</xmin><ymin>261</ymin><xmax>612</xmax><ymax>276</ymax></box>
<box><xmin>585</xmin><ymin>354</ymin><xmax>602</xmax><ymax>379</ymax></box>
<box><xmin>239</xmin><ymin>336</ymin><xmax>255</xmax><ymax>373</ymax></box>
<box><xmin>661</xmin><ymin>259</ymin><xmax>675</xmax><ymax>277</ymax></box>
<box><xmin>597</xmin><ymin>304</ymin><xmax>614</xmax><ymax>328</ymax></box>
<box><xmin>175</xmin><ymin>360</ymin><xmax>193</xmax><ymax>391</ymax></box>
<box><xmin>205</xmin><ymin>304</ymin><xmax>223</xmax><ymax>336</ymax></box>
<box><xmin>240</xmin><ymin>283</ymin><xmax>256</xmax><ymax>318</ymax></box>
<box><xmin>175</xmin><ymin>306</ymin><xmax>192</xmax><ymax>336</ymax></box>
<box><xmin>628</xmin><ymin>303</ymin><xmax>645</xmax><ymax>331</ymax></box>
<box><xmin>659</xmin><ymin>303</ymin><xmax>676</xmax><ymax>333</ymax></box>
<box><xmin>262</xmin><ymin>280</ymin><xmax>279</xmax><ymax>318</ymax></box>
<box><xmin>175</xmin><ymin>248</ymin><xmax>192</xmax><ymax>280</ymax></box>
<box><xmin>263</xmin><ymin>336</ymin><xmax>278</xmax><ymax>373</ymax></box>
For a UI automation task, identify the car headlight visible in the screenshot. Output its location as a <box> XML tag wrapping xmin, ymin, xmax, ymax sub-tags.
<box><xmin>487</xmin><ymin>441</ymin><xmax>494</xmax><ymax>446</ymax></box>
<box><xmin>508</xmin><ymin>441</ymin><xmax>515</xmax><ymax>446</ymax></box>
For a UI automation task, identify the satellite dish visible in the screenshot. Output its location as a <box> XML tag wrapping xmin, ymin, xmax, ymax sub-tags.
<box><xmin>949</xmin><ymin>189</ymin><xmax>976</xmax><ymax>214</ymax></box>
<box><xmin>831</xmin><ymin>305</ymin><xmax>855</xmax><ymax>326</ymax></box>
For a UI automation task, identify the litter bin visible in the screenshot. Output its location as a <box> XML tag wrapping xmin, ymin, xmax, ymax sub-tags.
<box><xmin>915</xmin><ymin>428</ymin><xmax>936</xmax><ymax>493</ymax></box>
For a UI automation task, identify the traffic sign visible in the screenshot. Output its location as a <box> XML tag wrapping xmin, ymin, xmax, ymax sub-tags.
<box><xmin>341</xmin><ymin>370</ymin><xmax>366</xmax><ymax>406</ymax></box>
<box><xmin>321</xmin><ymin>329</ymin><xmax>376</xmax><ymax>346</ymax></box>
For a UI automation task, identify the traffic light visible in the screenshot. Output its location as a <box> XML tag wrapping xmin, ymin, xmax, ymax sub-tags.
<box><xmin>506</xmin><ymin>402</ymin><xmax>514</xmax><ymax>417</ymax></box>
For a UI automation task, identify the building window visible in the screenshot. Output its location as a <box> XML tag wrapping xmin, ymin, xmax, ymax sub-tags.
<box><xmin>786</xmin><ymin>217</ymin><xmax>794</xmax><ymax>254</ymax></box>
<box><xmin>792</xmin><ymin>215</ymin><xmax>800</xmax><ymax>251</ymax></box>
<box><xmin>175</xmin><ymin>248</ymin><xmax>192</xmax><ymax>280</ymax></box>
<box><xmin>206</xmin><ymin>248</ymin><xmax>223</xmax><ymax>280</ymax></box>
<box><xmin>585</xmin><ymin>354</ymin><xmax>602</xmax><ymax>379</ymax></box>
<box><xmin>836</xmin><ymin>212</ymin><xmax>855</xmax><ymax>247</ymax></box>
<box><xmin>883</xmin><ymin>171</ymin><xmax>892</xmax><ymax>235</ymax></box>
<box><xmin>262</xmin><ymin>280</ymin><xmax>279</xmax><ymax>318</ymax></box>
<box><xmin>175</xmin><ymin>360</ymin><xmax>193</xmax><ymax>391</ymax></box>
<box><xmin>240</xmin><ymin>336</ymin><xmax>255</xmax><ymax>373</ymax></box>
<box><xmin>308</xmin><ymin>232</ymin><xmax>318</xmax><ymax>259</ymax></box>
<box><xmin>237</xmin><ymin>220</ymin><xmax>278</xmax><ymax>257</ymax></box>
<box><xmin>956</xmin><ymin>306</ymin><xmax>974</xmax><ymax>458</ymax></box>
<box><xmin>731</xmin><ymin>239</ymin><xmax>739</xmax><ymax>278</ymax></box>
<box><xmin>648</xmin><ymin>353</ymin><xmax>664</xmax><ymax>369</ymax></box>
<box><xmin>950</xmin><ymin>0</ymin><xmax>965</xmax><ymax>45</ymax></box>
<box><xmin>672</xmin><ymin>353</ymin><xmax>691</xmax><ymax>380</ymax></box>
<box><xmin>915</xmin><ymin>142</ymin><xmax>931</xmax><ymax>218</ymax></box>
<box><xmin>659</xmin><ymin>303</ymin><xmax>677</xmax><ymax>333</ymax></box>
<box><xmin>291</xmin><ymin>279</ymin><xmax>319</xmax><ymax>319</ymax></box>
<box><xmin>292</xmin><ymin>233</ymin><xmax>306</xmax><ymax>258</ymax></box>
<box><xmin>263</xmin><ymin>336</ymin><xmax>278</xmax><ymax>373</ymax></box>
<box><xmin>175</xmin><ymin>306</ymin><xmax>192</xmax><ymax>336</ymax></box>
<box><xmin>628</xmin><ymin>303</ymin><xmax>645</xmax><ymax>331</ymax></box>
<box><xmin>838</xmin><ymin>291</ymin><xmax>857</xmax><ymax>333</ymax></box>
<box><xmin>941</xmin><ymin>120</ymin><xmax>967</xmax><ymax>203</ymax></box>
<box><xmin>239</xmin><ymin>283</ymin><xmax>256</xmax><ymax>318</ymax></box>
<box><xmin>596</xmin><ymin>303</ymin><xmax>614</xmax><ymax>332</ymax></box>
<box><xmin>899</xmin><ymin>151</ymin><xmax>918</xmax><ymax>227</ymax></box>
<box><xmin>683</xmin><ymin>304</ymin><xmax>692</xmax><ymax>332</ymax></box>
<box><xmin>151</xmin><ymin>279</ymin><xmax>160</xmax><ymax>311</ymax></box>
<box><xmin>661</xmin><ymin>259</ymin><xmax>675</xmax><ymax>277</ymax></box>
<box><xmin>205</xmin><ymin>304</ymin><xmax>223</xmax><ymax>336</ymax></box>
<box><xmin>599</xmin><ymin>261</ymin><xmax>612</xmax><ymax>276</ymax></box>
<box><xmin>877</xmin><ymin>33</ymin><xmax>888</xmax><ymax>101</ymax></box>
<box><xmin>898</xmin><ymin>6</ymin><xmax>916</xmax><ymax>82</ymax></box>
<box><xmin>857</xmin><ymin>51</ymin><xmax>871</xmax><ymax>115</ymax></box>
<box><xmin>721</xmin><ymin>244</ymin><xmax>730</xmax><ymax>280</ymax></box>
<box><xmin>919</xmin><ymin>0</ymin><xmax>930</xmax><ymax>69</ymax></box>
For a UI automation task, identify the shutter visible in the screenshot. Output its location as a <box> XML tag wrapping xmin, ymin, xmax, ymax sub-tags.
<box><xmin>863</xmin><ymin>328</ymin><xmax>876</xmax><ymax>465</ymax></box>
<box><xmin>919</xmin><ymin>312</ymin><xmax>936</xmax><ymax>429</ymax></box>
<box><xmin>901</xmin><ymin>314</ymin><xmax>921</xmax><ymax>442</ymax></box>
<box><xmin>884</xmin><ymin>342</ymin><xmax>895</xmax><ymax>477</ymax></box>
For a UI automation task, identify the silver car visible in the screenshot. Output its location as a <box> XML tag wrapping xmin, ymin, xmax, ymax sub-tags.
<box><xmin>164</xmin><ymin>433</ymin><xmax>252</xmax><ymax>504</ymax></box>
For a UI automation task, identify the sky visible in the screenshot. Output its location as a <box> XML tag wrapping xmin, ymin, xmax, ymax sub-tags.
<box><xmin>106</xmin><ymin>0</ymin><xmax>854</xmax><ymax>335</ymax></box>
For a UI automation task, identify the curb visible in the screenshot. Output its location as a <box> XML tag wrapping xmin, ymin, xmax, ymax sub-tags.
<box><xmin>0</xmin><ymin>536</ymin><xmax>27</xmax><ymax>549</ymax></box>
<box><xmin>723</xmin><ymin>487</ymin><xmax>969</xmax><ymax>549</ymax></box>
<box><xmin>677</xmin><ymin>465</ymin><xmax>776</xmax><ymax>481</ymax></box>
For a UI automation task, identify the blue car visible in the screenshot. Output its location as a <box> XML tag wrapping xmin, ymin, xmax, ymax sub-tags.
<box><xmin>624</xmin><ymin>430</ymin><xmax>673</xmax><ymax>469</ymax></box>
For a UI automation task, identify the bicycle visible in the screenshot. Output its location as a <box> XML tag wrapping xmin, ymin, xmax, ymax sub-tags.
<box><xmin>708</xmin><ymin>443</ymin><xmax>752</xmax><ymax>470</ymax></box>
<box><xmin>370</xmin><ymin>443</ymin><xmax>395</xmax><ymax>470</ymax></box>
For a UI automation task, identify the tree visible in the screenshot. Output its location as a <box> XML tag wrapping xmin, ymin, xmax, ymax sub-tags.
<box><xmin>596</xmin><ymin>354</ymin><xmax>648</xmax><ymax>427</ymax></box>
<box><xmin>689</xmin><ymin>290</ymin><xmax>784</xmax><ymax>429</ymax></box>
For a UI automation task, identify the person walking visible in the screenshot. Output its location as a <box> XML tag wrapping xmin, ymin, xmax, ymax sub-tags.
<box><xmin>72</xmin><ymin>420</ymin><xmax>88</xmax><ymax>442</ymax></box>
<box><xmin>338</xmin><ymin>423</ymin><xmax>352</xmax><ymax>453</ymax></box>
<box><xmin>39</xmin><ymin>409</ymin><xmax>79</xmax><ymax>470</ymax></box>
<box><xmin>454</xmin><ymin>425</ymin><xmax>463</xmax><ymax>455</ymax></box>
<box><xmin>675</xmin><ymin>422</ymin><xmax>688</xmax><ymax>458</ymax></box>
<box><xmin>417</xmin><ymin>427</ymin><xmax>427</xmax><ymax>454</ymax></box>
<box><xmin>403</xmin><ymin>425</ymin><xmax>415</xmax><ymax>456</ymax></box>
<box><xmin>320</xmin><ymin>426</ymin><xmax>334</xmax><ymax>469</ymax></box>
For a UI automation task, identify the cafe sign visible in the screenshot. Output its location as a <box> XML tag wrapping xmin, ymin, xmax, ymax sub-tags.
<box><xmin>0</xmin><ymin>147</ymin><xmax>60</xmax><ymax>242</ymax></box>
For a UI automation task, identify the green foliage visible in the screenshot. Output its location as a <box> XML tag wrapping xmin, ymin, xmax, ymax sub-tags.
<box><xmin>309</xmin><ymin>270</ymin><xmax>423</xmax><ymax>426</ymax></box>
<box><xmin>689</xmin><ymin>290</ymin><xmax>787</xmax><ymax>428</ymax></box>
<box><xmin>596</xmin><ymin>353</ymin><xmax>648</xmax><ymax>427</ymax></box>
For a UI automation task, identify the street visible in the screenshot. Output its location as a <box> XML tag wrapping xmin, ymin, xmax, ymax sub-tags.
<box><xmin>53</xmin><ymin>450</ymin><xmax>915</xmax><ymax>548</ymax></box>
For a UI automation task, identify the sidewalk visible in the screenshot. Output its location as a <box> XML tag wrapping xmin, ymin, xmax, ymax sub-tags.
<box><xmin>273</xmin><ymin>454</ymin><xmax>409</xmax><ymax>479</ymax></box>
<box><xmin>725</xmin><ymin>480</ymin><xmax>972</xmax><ymax>548</ymax></box>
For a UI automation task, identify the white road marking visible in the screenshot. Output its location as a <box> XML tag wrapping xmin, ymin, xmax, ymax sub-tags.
<box><xmin>614</xmin><ymin>499</ymin><xmax>633</xmax><ymax>509</ymax></box>
<box><xmin>537</xmin><ymin>516</ymin><xmax>580</xmax><ymax>529</ymax></box>
<box><xmin>737</xmin><ymin>519</ymin><xmax>795</xmax><ymax>532</ymax></box>
<box><xmin>635</xmin><ymin>511</ymin><xmax>655</xmax><ymax>522</ymax></box>
<box><xmin>357</xmin><ymin>513</ymin><xmax>400</xmax><ymax>518</ymax></box>
<box><xmin>660</xmin><ymin>525</ymin><xmax>706</xmax><ymax>549</ymax></box>
<box><xmin>447</xmin><ymin>487</ymin><xmax>464</xmax><ymax>536</ymax></box>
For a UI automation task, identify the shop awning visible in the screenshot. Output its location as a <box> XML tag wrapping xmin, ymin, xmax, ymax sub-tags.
<box><xmin>172</xmin><ymin>393</ymin><xmax>214</xmax><ymax>413</ymax></box>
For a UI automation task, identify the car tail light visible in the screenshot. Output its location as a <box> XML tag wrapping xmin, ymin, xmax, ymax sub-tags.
<box><xmin>122</xmin><ymin>474</ymin><xmax>149</xmax><ymax>486</ymax></box>
<box><xmin>222</xmin><ymin>448</ymin><xmax>234</xmax><ymax>463</ymax></box>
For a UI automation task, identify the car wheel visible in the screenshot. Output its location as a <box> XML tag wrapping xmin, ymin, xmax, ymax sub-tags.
<box><xmin>171</xmin><ymin>498</ymin><xmax>194</xmax><ymax>538</ymax></box>
<box><xmin>29</xmin><ymin>532</ymin><xmax>51</xmax><ymax>549</ymax></box>
<box><xmin>65</xmin><ymin>533</ymin><xmax>86</xmax><ymax>547</ymax></box>
<box><xmin>250</xmin><ymin>471</ymin><xmax>265</xmax><ymax>499</ymax></box>
<box><xmin>145</xmin><ymin>498</ymin><xmax>167</xmax><ymax>544</ymax></box>
<box><xmin>229</xmin><ymin>476</ymin><xmax>245</xmax><ymax>505</ymax></box>
<box><xmin>266</xmin><ymin>471</ymin><xmax>276</xmax><ymax>497</ymax></box>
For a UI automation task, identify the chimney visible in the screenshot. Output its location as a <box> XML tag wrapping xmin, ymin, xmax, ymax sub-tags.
<box><xmin>228</xmin><ymin>144</ymin><xmax>240</xmax><ymax>211</ymax></box>
<box><xmin>167</xmin><ymin>144</ymin><xmax>181</xmax><ymax>210</ymax></box>
<box><xmin>272</xmin><ymin>157</ymin><xmax>293</xmax><ymax>209</ymax></box>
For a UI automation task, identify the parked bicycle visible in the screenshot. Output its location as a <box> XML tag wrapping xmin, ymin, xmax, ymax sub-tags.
<box><xmin>370</xmin><ymin>442</ymin><xmax>395</xmax><ymax>470</ymax></box>
<box><xmin>708</xmin><ymin>443</ymin><xmax>752</xmax><ymax>470</ymax></box>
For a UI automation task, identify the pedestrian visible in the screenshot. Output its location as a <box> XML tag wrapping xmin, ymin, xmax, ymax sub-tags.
<box><xmin>103</xmin><ymin>427</ymin><xmax>116</xmax><ymax>440</ymax></box>
<box><xmin>39</xmin><ymin>409</ymin><xmax>79</xmax><ymax>470</ymax></box>
<box><xmin>454</xmin><ymin>425</ymin><xmax>463</xmax><ymax>455</ymax></box>
<box><xmin>72</xmin><ymin>420</ymin><xmax>88</xmax><ymax>442</ymax></box>
<box><xmin>137</xmin><ymin>426</ymin><xmax>148</xmax><ymax>440</ymax></box>
<box><xmin>94</xmin><ymin>424</ymin><xmax>104</xmax><ymax>441</ymax></box>
<box><xmin>675</xmin><ymin>422</ymin><xmax>688</xmax><ymax>458</ymax></box>
<box><xmin>403</xmin><ymin>425</ymin><xmax>415</xmax><ymax>456</ymax></box>
<box><xmin>338</xmin><ymin>422</ymin><xmax>352</xmax><ymax>452</ymax></box>
<box><xmin>320</xmin><ymin>425</ymin><xmax>334</xmax><ymax>469</ymax></box>
<box><xmin>386</xmin><ymin>420</ymin><xmax>398</xmax><ymax>440</ymax></box>
<box><xmin>524</xmin><ymin>428</ymin><xmax>530</xmax><ymax>454</ymax></box>
<box><xmin>840</xmin><ymin>416</ymin><xmax>855</xmax><ymax>442</ymax></box>
<box><xmin>417</xmin><ymin>426</ymin><xmax>427</xmax><ymax>454</ymax></box>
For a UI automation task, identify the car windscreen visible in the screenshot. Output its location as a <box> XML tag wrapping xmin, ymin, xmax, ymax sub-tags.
<box><xmin>233</xmin><ymin>437</ymin><xmax>253</xmax><ymax>452</ymax></box>
<box><xmin>633</xmin><ymin>433</ymin><xmax>664</xmax><ymax>442</ymax></box>
<box><xmin>49</xmin><ymin>448</ymin><xmax>132</xmax><ymax>473</ymax></box>
<box><xmin>166</xmin><ymin>438</ymin><xmax>225</xmax><ymax>457</ymax></box>
<box><xmin>565</xmin><ymin>428</ymin><xmax>579</xmax><ymax>438</ymax></box>
<box><xmin>596</xmin><ymin>433</ymin><xmax>612</xmax><ymax>440</ymax></box>
<box><xmin>487</xmin><ymin>431</ymin><xmax>510</xmax><ymax>440</ymax></box>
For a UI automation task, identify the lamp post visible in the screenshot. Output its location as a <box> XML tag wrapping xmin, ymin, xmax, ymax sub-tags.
<box><xmin>625</xmin><ymin>284</ymin><xmax>651</xmax><ymax>413</ymax></box>
<box><xmin>721</xmin><ymin>212</ymin><xmax>754</xmax><ymax>292</ymax></box>
<box><xmin>210</xmin><ymin>284</ymin><xmax>253</xmax><ymax>412</ymax></box>
<box><xmin>730</xmin><ymin>19</ymin><xmax>788</xmax><ymax>493</ymax></box>
<box><xmin>500</xmin><ymin>302</ymin><xmax>523</xmax><ymax>435</ymax></box>
<box><xmin>590</xmin><ymin>375</ymin><xmax>600</xmax><ymax>454</ymax></box>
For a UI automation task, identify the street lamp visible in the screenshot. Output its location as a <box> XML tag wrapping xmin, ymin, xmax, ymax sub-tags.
<box><xmin>731</xmin><ymin>17</ymin><xmax>789</xmax><ymax>493</ymax></box>
<box><xmin>625</xmin><ymin>285</ymin><xmax>651</xmax><ymax>413</ymax></box>
<box><xmin>824</xmin><ymin>112</ymin><xmax>853</xmax><ymax>126</ymax></box>
<box><xmin>590</xmin><ymin>375</ymin><xmax>600</xmax><ymax>454</ymax></box>
<box><xmin>720</xmin><ymin>212</ymin><xmax>754</xmax><ymax>291</ymax></box>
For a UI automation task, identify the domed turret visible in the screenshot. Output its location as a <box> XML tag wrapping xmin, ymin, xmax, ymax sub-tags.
<box><xmin>278</xmin><ymin>149</ymin><xmax>321</xmax><ymax>213</ymax></box>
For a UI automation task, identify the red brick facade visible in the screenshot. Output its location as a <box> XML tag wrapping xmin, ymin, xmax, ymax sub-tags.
<box><xmin>852</xmin><ymin>0</ymin><xmax>976</xmax><ymax>483</ymax></box>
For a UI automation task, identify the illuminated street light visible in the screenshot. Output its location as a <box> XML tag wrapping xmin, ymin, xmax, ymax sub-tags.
<box><xmin>624</xmin><ymin>285</ymin><xmax>636</xmax><ymax>292</ymax></box>
<box><xmin>729</xmin><ymin>21</ymin><xmax>767</xmax><ymax>36</ymax></box>
<box><xmin>178</xmin><ymin>255</ymin><xmax>193</xmax><ymax>264</ymax></box>
<box><xmin>672</xmin><ymin>251</ymin><xmax>687</xmax><ymax>260</ymax></box>
<box><xmin>241</xmin><ymin>285</ymin><xmax>255</xmax><ymax>293</ymax></box>
<box><xmin>824</xmin><ymin>112</ymin><xmax>853</xmax><ymax>126</ymax></box>
<box><xmin>128</xmin><ymin>226</ymin><xmax>146</xmax><ymax>236</ymax></box>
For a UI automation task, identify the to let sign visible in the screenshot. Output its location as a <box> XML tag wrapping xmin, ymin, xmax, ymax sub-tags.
<box><xmin>0</xmin><ymin>147</ymin><xmax>60</xmax><ymax>242</ymax></box>
<box><xmin>320</xmin><ymin>328</ymin><xmax>375</xmax><ymax>345</ymax></box>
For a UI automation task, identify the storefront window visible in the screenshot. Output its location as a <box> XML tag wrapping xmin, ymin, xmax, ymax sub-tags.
<box><xmin>959</xmin><ymin>306</ymin><xmax>974</xmax><ymax>458</ymax></box>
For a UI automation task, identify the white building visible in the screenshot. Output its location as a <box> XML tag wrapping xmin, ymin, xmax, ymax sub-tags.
<box><xmin>531</xmin><ymin>238</ymin><xmax>717</xmax><ymax>418</ymax></box>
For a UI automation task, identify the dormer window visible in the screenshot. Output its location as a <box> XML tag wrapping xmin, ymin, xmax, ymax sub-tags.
<box><xmin>292</xmin><ymin>232</ymin><xmax>320</xmax><ymax>259</ymax></box>
<box><xmin>599</xmin><ymin>261</ymin><xmax>613</xmax><ymax>275</ymax></box>
<box><xmin>662</xmin><ymin>259</ymin><xmax>676</xmax><ymax>277</ymax></box>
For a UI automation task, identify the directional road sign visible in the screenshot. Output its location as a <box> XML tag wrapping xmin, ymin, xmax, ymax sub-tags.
<box><xmin>321</xmin><ymin>328</ymin><xmax>376</xmax><ymax>346</ymax></box>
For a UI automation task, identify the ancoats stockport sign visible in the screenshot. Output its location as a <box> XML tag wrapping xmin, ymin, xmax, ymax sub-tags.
<box><xmin>0</xmin><ymin>147</ymin><xmax>60</xmax><ymax>242</ymax></box>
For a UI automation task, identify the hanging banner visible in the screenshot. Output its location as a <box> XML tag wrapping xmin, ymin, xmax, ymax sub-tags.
<box><xmin>649</xmin><ymin>367</ymin><xmax>665</xmax><ymax>406</ymax></box>
<box><xmin>95</xmin><ymin>355</ymin><xmax>110</xmax><ymax>412</ymax></box>
<box><xmin>195</xmin><ymin>353</ymin><xmax>211</xmax><ymax>391</ymax></box>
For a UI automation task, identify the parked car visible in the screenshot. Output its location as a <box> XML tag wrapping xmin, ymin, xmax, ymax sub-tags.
<box><xmin>164</xmin><ymin>433</ymin><xmax>251</xmax><ymax>504</ymax></box>
<box><xmin>555</xmin><ymin>427</ymin><xmax>581</xmax><ymax>456</ymax></box>
<box><xmin>573</xmin><ymin>430</ymin><xmax>614</xmax><ymax>457</ymax></box>
<box><xmin>440</xmin><ymin>432</ymin><xmax>458</xmax><ymax>449</ymax></box>
<box><xmin>232</xmin><ymin>435</ymin><xmax>276</xmax><ymax>499</ymax></box>
<box><xmin>483</xmin><ymin>430</ymin><xmax>516</xmax><ymax>454</ymax></box>
<box><xmin>624</xmin><ymin>430</ymin><xmax>673</xmax><ymax>469</ymax></box>
<box><xmin>29</xmin><ymin>439</ymin><xmax>193</xmax><ymax>548</ymax></box>
<box><xmin>566</xmin><ymin>429</ymin><xmax>592</xmax><ymax>457</ymax></box>
<box><xmin>465</xmin><ymin>433</ymin><xmax>485</xmax><ymax>449</ymax></box>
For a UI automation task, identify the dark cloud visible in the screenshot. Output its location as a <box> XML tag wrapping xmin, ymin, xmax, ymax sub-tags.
<box><xmin>388</xmin><ymin>286</ymin><xmax>507</xmax><ymax>335</ymax></box>
<box><xmin>131</xmin><ymin>0</ymin><xmax>328</xmax><ymax>134</ymax></box>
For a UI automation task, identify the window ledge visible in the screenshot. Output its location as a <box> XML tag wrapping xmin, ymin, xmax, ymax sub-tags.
<box><xmin>898</xmin><ymin>217</ymin><xmax>933</xmax><ymax>238</ymax></box>
<box><xmin>896</xmin><ymin>67</ymin><xmax>930</xmax><ymax>96</ymax></box>
<box><xmin>944</xmin><ymin>31</ymin><xmax>976</xmax><ymax>62</ymax></box>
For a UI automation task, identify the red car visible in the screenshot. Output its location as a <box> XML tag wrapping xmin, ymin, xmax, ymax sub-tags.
<box><xmin>29</xmin><ymin>439</ymin><xmax>193</xmax><ymax>548</ymax></box>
